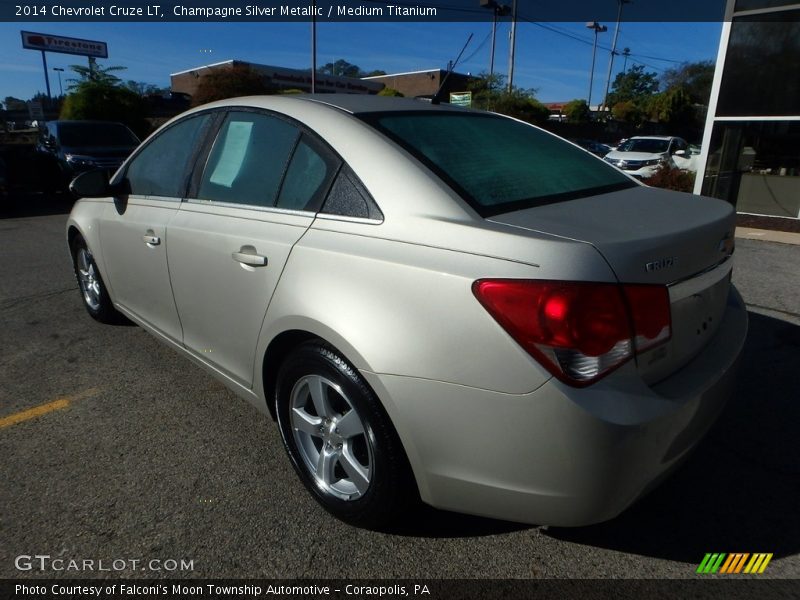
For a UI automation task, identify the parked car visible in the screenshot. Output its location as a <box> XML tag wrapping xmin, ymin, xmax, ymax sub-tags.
<box><xmin>603</xmin><ymin>135</ymin><xmax>698</xmax><ymax>178</ymax></box>
<box><xmin>570</xmin><ymin>138</ymin><xmax>612</xmax><ymax>158</ymax></box>
<box><xmin>66</xmin><ymin>96</ymin><xmax>747</xmax><ymax>528</ymax></box>
<box><xmin>37</xmin><ymin>120</ymin><xmax>140</xmax><ymax>190</ymax></box>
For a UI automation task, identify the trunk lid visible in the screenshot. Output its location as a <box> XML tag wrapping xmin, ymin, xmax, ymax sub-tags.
<box><xmin>488</xmin><ymin>185</ymin><xmax>737</xmax><ymax>383</ymax></box>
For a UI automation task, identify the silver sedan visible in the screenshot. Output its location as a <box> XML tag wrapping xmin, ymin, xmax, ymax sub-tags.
<box><xmin>67</xmin><ymin>95</ymin><xmax>747</xmax><ymax>527</ymax></box>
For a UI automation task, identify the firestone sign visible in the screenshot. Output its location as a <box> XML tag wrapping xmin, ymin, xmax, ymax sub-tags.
<box><xmin>21</xmin><ymin>31</ymin><xmax>108</xmax><ymax>58</ymax></box>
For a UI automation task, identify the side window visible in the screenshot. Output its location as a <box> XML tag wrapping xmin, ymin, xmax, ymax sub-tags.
<box><xmin>197</xmin><ymin>111</ymin><xmax>299</xmax><ymax>208</ymax></box>
<box><xmin>275</xmin><ymin>135</ymin><xmax>337</xmax><ymax>212</ymax></box>
<box><xmin>126</xmin><ymin>114</ymin><xmax>209</xmax><ymax>198</ymax></box>
<box><xmin>321</xmin><ymin>167</ymin><xmax>383</xmax><ymax>221</ymax></box>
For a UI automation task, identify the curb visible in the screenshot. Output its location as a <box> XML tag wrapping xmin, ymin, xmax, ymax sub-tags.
<box><xmin>735</xmin><ymin>227</ymin><xmax>800</xmax><ymax>246</ymax></box>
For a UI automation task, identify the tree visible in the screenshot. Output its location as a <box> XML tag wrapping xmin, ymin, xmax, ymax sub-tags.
<box><xmin>60</xmin><ymin>63</ymin><xmax>149</xmax><ymax>138</ymax></box>
<box><xmin>67</xmin><ymin>62</ymin><xmax>127</xmax><ymax>89</ymax></box>
<box><xmin>318</xmin><ymin>59</ymin><xmax>361</xmax><ymax>78</ymax></box>
<box><xmin>4</xmin><ymin>97</ymin><xmax>27</xmax><ymax>111</ymax></box>
<box><xmin>318</xmin><ymin>60</ymin><xmax>385</xmax><ymax>78</ymax></box>
<box><xmin>191</xmin><ymin>64</ymin><xmax>275</xmax><ymax>106</ymax></box>
<box><xmin>661</xmin><ymin>60</ymin><xmax>714</xmax><ymax>105</ymax></box>
<box><xmin>123</xmin><ymin>80</ymin><xmax>168</xmax><ymax>96</ymax></box>
<box><xmin>467</xmin><ymin>73</ymin><xmax>550</xmax><ymax>125</ymax></box>
<box><xmin>606</xmin><ymin>65</ymin><xmax>659</xmax><ymax>108</ymax></box>
<box><xmin>377</xmin><ymin>87</ymin><xmax>404</xmax><ymax>97</ymax></box>
<box><xmin>647</xmin><ymin>86</ymin><xmax>695</xmax><ymax>128</ymax></box>
<box><xmin>563</xmin><ymin>99</ymin><xmax>591</xmax><ymax>123</ymax></box>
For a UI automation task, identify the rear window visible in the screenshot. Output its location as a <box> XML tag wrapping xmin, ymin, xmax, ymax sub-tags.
<box><xmin>58</xmin><ymin>122</ymin><xmax>140</xmax><ymax>148</ymax></box>
<box><xmin>362</xmin><ymin>112</ymin><xmax>635</xmax><ymax>217</ymax></box>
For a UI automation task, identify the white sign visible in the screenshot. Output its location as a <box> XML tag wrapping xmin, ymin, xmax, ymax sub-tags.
<box><xmin>21</xmin><ymin>31</ymin><xmax>108</xmax><ymax>58</ymax></box>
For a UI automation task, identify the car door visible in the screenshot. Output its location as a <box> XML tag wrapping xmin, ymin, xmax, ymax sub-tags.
<box><xmin>166</xmin><ymin>110</ymin><xmax>339</xmax><ymax>387</ymax></box>
<box><xmin>98</xmin><ymin>113</ymin><xmax>212</xmax><ymax>342</ymax></box>
<box><xmin>671</xmin><ymin>138</ymin><xmax>694</xmax><ymax>170</ymax></box>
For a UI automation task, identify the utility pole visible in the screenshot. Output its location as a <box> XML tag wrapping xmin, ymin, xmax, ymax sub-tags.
<box><xmin>601</xmin><ymin>0</ymin><xmax>630</xmax><ymax>114</ymax></box>
<box><xmin>507</xmin><ymin>0</ymin><xmax>517</xmax><ymax>92</ymax></box>
<box><xmin>586</xmin><ymin>21</ymin><xmax>607</xmax><ymax>111</ymax></box>
<box><xmin>480</xmin><ymin>0</ymin><xmax>510</xmax><ymax>81</ymax></box>
<box><xmin>53</xmin><ymin>67</ymin><xmax>64</xmax><ymax>96</ymax></box>
<box><xmin>621</xmin><ymin>47</ymin><xmax>631</xmax><ymax>73</ymax></box>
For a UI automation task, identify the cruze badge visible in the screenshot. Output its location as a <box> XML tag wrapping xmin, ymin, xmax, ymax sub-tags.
<box><xmin>646</xmin><ymin>257</ymin><xmax>677</xmax><ymax>272</ymax></box>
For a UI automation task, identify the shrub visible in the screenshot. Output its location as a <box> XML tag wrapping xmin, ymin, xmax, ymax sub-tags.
<box><xmin>643</xmin><ymin>165</ymin><xmax>696</xmax><ymax>193</ymax></box>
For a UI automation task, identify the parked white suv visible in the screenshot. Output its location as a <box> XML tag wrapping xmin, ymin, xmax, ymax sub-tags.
<box><xmin>604</xmin><ymin>136</ymin><xmax>697</xmax><ymax>178</ymax></box>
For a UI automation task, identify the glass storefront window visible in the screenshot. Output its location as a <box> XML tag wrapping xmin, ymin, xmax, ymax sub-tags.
<box><xmin>717</xmin><ymin>11</ymin><xmax>800</xmax><ymax>117</ymax></box>
<box><xmin>702</xmin><ymin>120</ymin><xmax>800</xmax><ymax>218</ymax></box>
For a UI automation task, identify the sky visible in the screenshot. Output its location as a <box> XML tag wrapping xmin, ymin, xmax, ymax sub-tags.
<box><xmin>0</xmin><ymin>20</ymin><xmax>722</xmax><ymax>104</ymax></box>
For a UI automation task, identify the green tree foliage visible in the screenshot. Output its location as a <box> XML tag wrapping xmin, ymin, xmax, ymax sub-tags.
<box><xmin>191</xmin><ymin>64</ymin><xmax>275</xmax><ymax>106</ymax></box>
<box><xmin>4</xmin><ymin>96</ymin><xmax>28</xmax><ymax>110</ymax></box>
<box><xmin>317</xmin><ymin>60</ymin><xmax>385</xmax><ymax>79</ymax></box>
<box><xmin>648</xmin><ymin>86</ymin><xmax>695</xmax><ymax>128</ymax></box>
<box><xmin>60</xmin><ymin>63</ymin><xmax>149</xmax><ymax>138</ymax></box>
<box><xmin>377</xmin><ymin>87</ymin><xmax>404</xmax><ymax>97</ymax></box>
<box><xmin>660</xmin><ymin>60</ymin><xmax>714</xmax><ymax>105</ymax></box>
<box><xmin>123</xmin><ymin>80</ymin><xmax>169</xmax><ymax>96</ymax></box>
<box><xmin>563</xmin><ymin>99</ymin><xmax>591</xmax><ymax>123</ymax></box>
<box><xmin>611</xmin><ymin>100</ymin><xmax>642</xmax><ymax>124</ymax></box>
<box><xmin>607</xmin><ymin>65</ymin><xmax>660</xmax><ymax>105</ymax></box>
<box><xmin>467</xmin><ymin>73</ymin><xmax>550</xmax><ymax>125</ymax></box>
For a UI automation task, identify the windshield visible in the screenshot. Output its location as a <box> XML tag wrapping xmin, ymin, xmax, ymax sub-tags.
<box><xmin>58</xmin><ymin>122</ymin><xmax>140</xmax><ymax>148</ymax></box>
<box><xmin>362</xmin><ymin>112</ymin><xmax>635</xmax><ymax>217</ymax></box>
<box><xmin>617</xmin><ymin>138</ymin><xmax>670</xmax><ymax>153</ymax></box>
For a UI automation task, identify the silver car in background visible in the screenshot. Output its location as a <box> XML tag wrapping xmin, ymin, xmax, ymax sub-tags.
<box><xmin>67</xmin><ymin>95</ymin><xmax>747</xmax><ymax>527</ymax></box>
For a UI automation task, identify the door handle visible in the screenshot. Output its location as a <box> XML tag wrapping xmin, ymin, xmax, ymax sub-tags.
<box><xmin>142</xmin><ymin>234</ymin><xmax>161</xmax><ymax>245</ymax></box>
<box><xmin>232</xmin><ymin>249</ymin><xmax>268</xmax><ymax>267</ymax></box>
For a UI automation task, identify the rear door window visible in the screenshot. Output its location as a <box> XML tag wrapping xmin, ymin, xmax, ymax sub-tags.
<box><xmin>198</xmin><ymin>111</ymin><xmax>299</xmax><ymax>208</ymax></box>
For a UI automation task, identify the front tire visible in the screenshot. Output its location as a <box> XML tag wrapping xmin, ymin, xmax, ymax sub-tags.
<box><xmin>275</xmin><ymin>341</ymin><xmax>416</xmax><ymax>528</ymax></box>
<box><xmin>70</xmin><ymin>237</ymin><xmax>123</xmax><ymax>324</ymax></box>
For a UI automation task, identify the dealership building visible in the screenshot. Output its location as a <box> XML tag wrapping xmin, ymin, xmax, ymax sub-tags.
<box><xmin>695</xmin><ymin>0</ymin><xmax>800</xmax><ymax>220</ymax></box>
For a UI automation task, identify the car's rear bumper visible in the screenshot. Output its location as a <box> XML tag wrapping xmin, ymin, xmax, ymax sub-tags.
<box><xmin>364</xmin><ymin>286</ymin><xmax>748</xmax><ymax>526</ymax></box>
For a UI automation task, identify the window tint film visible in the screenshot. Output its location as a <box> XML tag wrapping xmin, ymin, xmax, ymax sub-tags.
<box><xmin>275</xmin><ymin>137</ymin><xmax>336</xmax><ymax>211</ymax></box>
<box><xmin>366</xmin><ymin>112</ymin><xmax>634</xmax><ymax>216</ymax></box>
<box><xmin>198</xmin><ymin>111</ymin><xmax>299</xmax><ymax>207</ymax></box>
<box><xmin>126</xmin><ymin>114</ymin><xmax>209</xmax><ymax>198</ymax></box>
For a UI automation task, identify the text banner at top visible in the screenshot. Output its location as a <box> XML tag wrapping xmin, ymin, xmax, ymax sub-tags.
<box><xmin>3</xmin><ymin>0</ymin><xmax>734</xmax><ymax>23</ymax></box>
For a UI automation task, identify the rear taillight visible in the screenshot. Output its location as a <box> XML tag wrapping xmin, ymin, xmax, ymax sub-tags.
<box><xmin>473</xmin><ymin>279</ymin><xmax>671</xmax><ymax>387</ymax></box>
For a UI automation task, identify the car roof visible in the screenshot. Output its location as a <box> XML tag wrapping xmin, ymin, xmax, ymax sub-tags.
<box><xmin>210</xmin><ymin>94</ymin><xmax>470</xmax><ymax>115</ymax></box>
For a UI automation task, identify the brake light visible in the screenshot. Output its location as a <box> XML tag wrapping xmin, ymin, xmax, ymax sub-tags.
<box><xmin>473</xmin><ymin>279</ymin><xmax>671</xmax><ymax>387</ymax></box>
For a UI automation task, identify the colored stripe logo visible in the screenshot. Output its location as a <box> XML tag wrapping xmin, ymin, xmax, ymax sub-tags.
<box><xmin>697</xmin><ymin>553</ymin><xmax>773</xmax><ymax>574</ymax></box>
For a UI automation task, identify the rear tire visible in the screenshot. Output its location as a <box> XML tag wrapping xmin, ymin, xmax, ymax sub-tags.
<box><xmin>275</xmin><ymin>341</ymin><xmax>416</xmax><ymax>528</ymax></box>
<box><xmin>70</xmin><ymin>236</ymin><xmax>123</xmax><ymax>324</ymax></box>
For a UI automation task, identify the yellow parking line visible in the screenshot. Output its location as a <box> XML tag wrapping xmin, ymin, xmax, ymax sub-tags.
<box><xmin>0</xmin><ymin>388</ymin><xmax>101</xmax><ymax>429</ymax></box>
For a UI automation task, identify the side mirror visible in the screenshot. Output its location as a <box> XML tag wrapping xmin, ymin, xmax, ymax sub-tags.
<box><xmin>673</xmin><ymin>149</ymin><xmax>687</xmax><ymax>156</ymax></box>
<box><xmin>69</xmin><ymin>169</ymin><xmax>129</xmax><ymax>198</ymax></box>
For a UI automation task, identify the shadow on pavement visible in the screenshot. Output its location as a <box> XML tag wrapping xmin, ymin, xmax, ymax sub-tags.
<box><xmin>1</xmin><ymin>191</ymin><xmax>75</xmax><ymax>218</ymax></box>
<box><xmin>545</xmin><ymin>311</ymin><xmax>800</xmax><ymax>561</ymax></box>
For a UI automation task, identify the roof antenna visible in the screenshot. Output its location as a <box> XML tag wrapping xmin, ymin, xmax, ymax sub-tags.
<box><xmin>432</xmin><ymin>33</ymin><xmax>473</xmax><ymax>105</ymax></box>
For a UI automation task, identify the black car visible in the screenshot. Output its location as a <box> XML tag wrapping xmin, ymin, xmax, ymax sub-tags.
<box><xmin>37</xmin><ymin>120</ymin><xmax>140</xmax><ymax>190</ymax></box>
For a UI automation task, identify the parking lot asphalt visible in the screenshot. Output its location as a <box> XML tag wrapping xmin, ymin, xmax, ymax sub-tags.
<box><xmin>1</xmin><ymin>195</ymin><xmax>799</xmax><ymax>582</ymax></box>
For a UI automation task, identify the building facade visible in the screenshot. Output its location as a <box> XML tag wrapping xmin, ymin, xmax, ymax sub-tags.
<box><xmin>695</xmin><ymin>1</ymin><xmax>800</xmax><ymax>220</ymax></box>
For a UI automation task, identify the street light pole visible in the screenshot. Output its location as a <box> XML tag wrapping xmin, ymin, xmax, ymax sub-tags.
<box><xmin>586</xmin><ymin>21</ymin><xmax>607</xmax><ymax>111</ymax></box>
<box><xmin>601</xmin><ymin>0</ymin><xmax>630</xmax><ymax>114</ymax></box>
